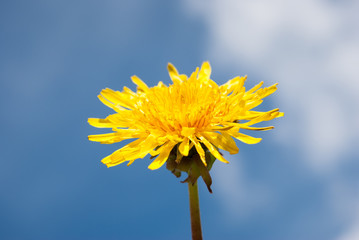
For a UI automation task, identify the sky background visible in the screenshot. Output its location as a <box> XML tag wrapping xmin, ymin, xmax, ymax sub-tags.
<box><xmin>1</xmin><ymin>0</ymin><xmax>359</xmax><ymax>239</ymax></box>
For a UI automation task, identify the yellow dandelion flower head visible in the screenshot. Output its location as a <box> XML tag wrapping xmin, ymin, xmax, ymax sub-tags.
<box><xmin>88</xmin><ymin>62</ymin><xmax>283</xmax><ymax>171</ymax></box>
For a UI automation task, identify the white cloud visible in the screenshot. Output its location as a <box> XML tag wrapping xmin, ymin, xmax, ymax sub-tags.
<box><xmin>184</xmin><ymin>0</ymin><xmax>359</xmax><ymax>170</ymax></box>
<box><xmin>211</xmin><ymin>154</ymin><xmax>274</xmax><ymax>221</ymax></box>
<box><xmin>336</xmin><ymin>203</ymin><xmax>359</xmax><ymax>240</ymax></box>
<box><xmin>184</xmin><ymin>0</ymin><xmax>359</xmax><ymax>237</ymax></box>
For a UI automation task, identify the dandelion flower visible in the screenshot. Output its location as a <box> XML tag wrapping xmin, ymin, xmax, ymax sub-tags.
<box><xmin>88</xmin><ymin>62</ymin><xmax>283</xmax><ymax>180</ymax></box>
<box><xmin>88</xmin><ymin>62</ymin><xmax>283</xmax><ymax>239</ymax></box>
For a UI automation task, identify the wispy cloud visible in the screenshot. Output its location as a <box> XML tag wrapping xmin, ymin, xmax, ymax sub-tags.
<box><xmin>184</xmin><ymin>0</ymin><xmax>359</xmax><ymax>170</ymax></box>
<box><xmin>184</xmin><ymin>0</ymin><xmax>359</xmax><ymax>238</ymax></box>
<box><xmin>337</xmin><ymin>203</ymin><xmax>359</xmax><ymax>240</ymax></box>
<box><xmin>212</xmin><ymin>154</ymin><xmax>274</xmax><ymax>221</ymax></box>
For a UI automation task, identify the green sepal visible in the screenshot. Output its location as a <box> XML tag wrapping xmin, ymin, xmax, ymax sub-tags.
<box><xmin>166</xmin><ymin>144</ymin><xmax>217</xmax><ymax>193</ymax></box>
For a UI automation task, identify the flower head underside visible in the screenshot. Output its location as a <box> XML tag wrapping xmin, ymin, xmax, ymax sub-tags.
<box><xmin>88</xmin><ymin>62</ymin><xmax>283</xmax><ymax>170</ymax></box>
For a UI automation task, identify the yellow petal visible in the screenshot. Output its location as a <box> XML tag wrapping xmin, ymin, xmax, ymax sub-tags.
<box><xmin>210</xmin><ymin>126</ymin><xmax>234</xmax><ymax>131</ymax></box>
<box><xmin>179</xmin><ymin>74</ymin><xmax>188</xmax><ymax>81</ymax></box>
<box><xmin>198</xmin><ymin>134</ymin><xmax>229</xmax><ymax>164</ymax></box>
<box><xmin>122</xmin><ymin>86</ymin><xmax>137</xmax><ymax>96</ymax></box>
<box><xmin>101</xmin><ymin>153</ymin><xmax>124</xmax><ymax>167</ymax></box>
<box><xmin>101</xmin><ymin>141</ymin><xmax>137</xmax><ymax>167</ymax></box>
<box><xmin>201</xmin><ymin>132</ymin><xmax>239</xmax><ymax>154</ymax></box>
<box><xmin>198</xmin><ymin>62</ymin><xmax>211</xmax><ymax>80</ymax></box>
<box><xmin>105</xmin><ymin>113</ymin><xmax>132</xmax><ymax>127</ymax></box>
<box><xmin>88</xmin><ymin>129</ymin><xmax>140</xmax><ymax>144</ymax></box>
<box><xmin>246</xmin><ymin>109</ymin><xmax>283</xmax><ymax>126</ymax></box>
<box><xmin>277</xmin><ymin>112</ymin><xmax>284</xmax><ymax>118</ymax></box>
<box><xmin>88</xmin><ymin>133</ymin><xmax>117</xmax><ymax>142</ymax></box>
<box><xmin>88</xmin><ymin>114</ymin><xmax>131</xmax><ymax>129</ymax></box>
<box><xmin>188</xmin><ymin>67</ymin><xmax>199</xmax><ymax>82</ymax></box>
<box><xmin>148</xmin><ymin>141</ymin><xmax>177</xmax><ymax>170</ymax></box>
<box><xmin>260</xmin><ymin>84</ymin><xmax>278</xmax><ymax>98</ymax></box>
<box><xmin>167</xmin><ymin>63</ymin><xmax>183</xmax><ymax>84</ymax></box>
<box><xmin>225</xmin><ymin>122</ymin><xmax>275</xmax><ymax>132</ymax></box>
<box><xmin>239</xmin><ymin>126</ymin><xmax>274</xmax><ymax>131</ymax></box>
<box><xmin>156</xmin><ymin>81</ymin><xmax>166</xmax><ymax>88</ymax></box>
<box><xmin>229</xmin><ymin>132</ymin><xmax>262</xmax><ymax>144</ymax></box>
<box><xmin>88</xmin><ymin>133</ymin><xmax>122</xmax><ymax>144</ymax></box>
<box><xmin>220</xmin><ymin>76</ymin><xmax>247</xmax><ymax>94</ymax></box>
<box><xmin>245</xmin><ymin>99</ymin><xmax>263</xmax><ymax>110</ymax></box>
<box><xmin>178</xmin><ymin>137</ymin><xmax>190</xmax><ymax>156</ymax></box>
<box><xmin>100</xmin><ymin>88</ymin><xmax>134</xmax><ymax>109</ymax></box>
<box><xmin>88</xmin><ymin>118</ymin><xmax>115</xmax><ymax>128</ymax></box>
<box><xmin>131</xmin><ymin>75</ymin><xmax>149</xmax><ymax>92</ymax></box>
<box><xmin>102</xmin><ymin>136</ymin><xmax>158</xmax><ymax>167</ymax></box>
<box><xmin>243</xmin><ymin>81</ymin><xmax>263</xmax><ymax>97</ymax></box>
<box><xmin>97</xmin><ymin>94</ymin><xmax>115</xmax><ymax>109</ymax></box>
<box><xmin>188</xmin><ymin>136</ymin><xmax>206</xmax><ymax>166</ymax></box>
<box><xmin>181</xmin><ymin>127</ymin><xmax>196</xmax><ymax>137</ymax></box>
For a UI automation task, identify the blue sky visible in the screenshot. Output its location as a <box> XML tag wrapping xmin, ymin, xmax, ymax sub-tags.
<box><xmin>1</xmin><ymin>0</ymin><xmax>359</xmax><ymax>239</ymax></box>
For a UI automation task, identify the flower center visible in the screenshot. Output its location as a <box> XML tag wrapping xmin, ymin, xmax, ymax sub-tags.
<box><xmin>133</xmin><ymin>80</ymin><xmax>221</xmax><ymax>137</ymax></box>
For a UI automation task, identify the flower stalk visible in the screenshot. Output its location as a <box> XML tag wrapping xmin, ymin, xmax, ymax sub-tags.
<box><xmin>188</xmin><ymin>181</ymin><xmax>203</xmax><ymax>240</ymax></box>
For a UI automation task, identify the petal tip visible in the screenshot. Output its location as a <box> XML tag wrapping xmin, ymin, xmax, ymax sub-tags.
<box><xmin>167</xmin><ymin>63</ymin><xmax>177</xmax><ymax>73</ymax></box>
<box><xmin>148</xmin><ymin>164</ymin><xmax>158</xmax><ymax>170</ymax></box>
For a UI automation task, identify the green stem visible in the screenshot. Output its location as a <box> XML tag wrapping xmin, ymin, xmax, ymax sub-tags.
<box><xmin>188</xmin><ymin>181</ymin><xmax>203</xmax><ymax>240</ymax></box>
